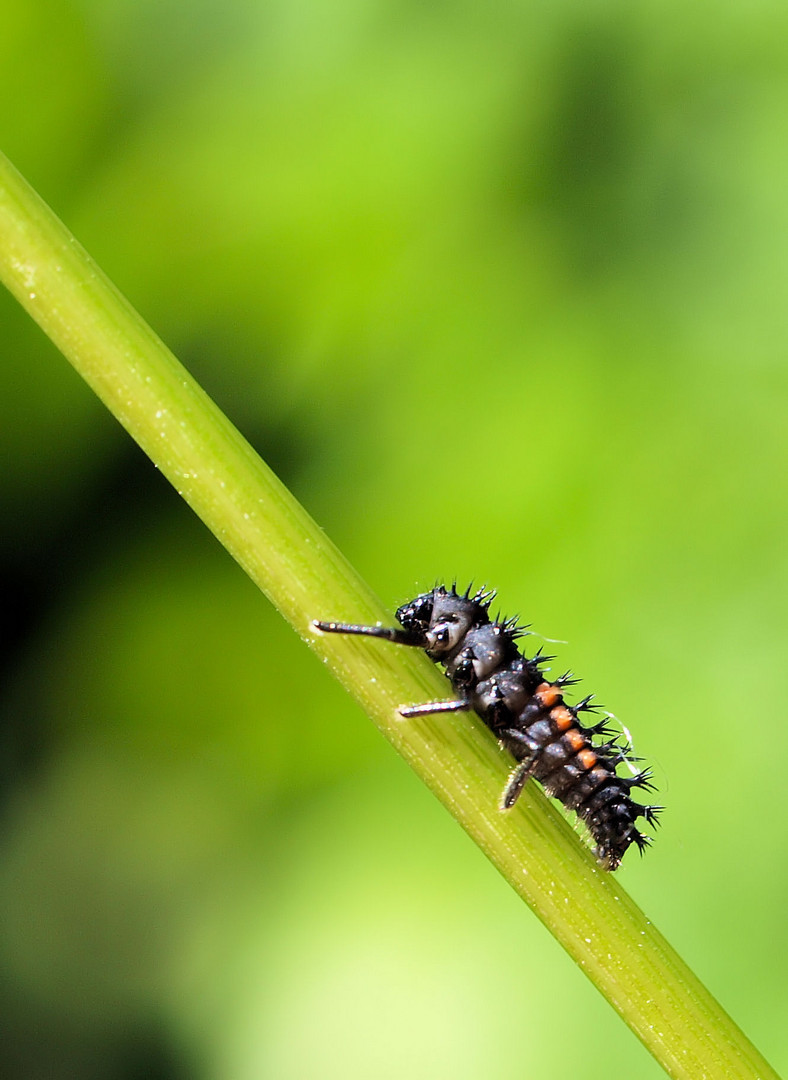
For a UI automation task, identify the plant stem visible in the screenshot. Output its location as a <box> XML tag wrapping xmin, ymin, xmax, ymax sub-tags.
<box><xmin>0</xmin><ymin>150</ymin><xmax>779</xmax><ymax>1080</ymax></box>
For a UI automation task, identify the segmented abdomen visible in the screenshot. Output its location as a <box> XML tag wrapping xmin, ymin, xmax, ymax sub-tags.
<box><xmin>502</xmin><ymin>680</ymin><xmax>654</xmax><ymax>870</ymax></box>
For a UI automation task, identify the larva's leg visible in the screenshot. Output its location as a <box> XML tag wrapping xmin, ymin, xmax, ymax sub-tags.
<box><xmin>313</xmin><ymin>620</ymin><xmax>421</xmax><ymax>646</ymax></box>
<box><xmin>399</xmin><ymin>699</ymin><xmax>470</xmax><ymax>719</ymax></box>
<box><xmin>314</xmin><ymin>618</ymin><xmax>462</xmax><ymax>719</ymax></box>
<box><xmin>499</xmin><ymin>748</ymin><xmax>541</xmax><ymax>810</ymax></box>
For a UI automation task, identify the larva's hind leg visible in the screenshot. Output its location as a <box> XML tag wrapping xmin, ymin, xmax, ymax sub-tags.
<box><xmin>499</xmin><ymin>746</ymin><xmax>542</xmax><ymax>810</ymax></box>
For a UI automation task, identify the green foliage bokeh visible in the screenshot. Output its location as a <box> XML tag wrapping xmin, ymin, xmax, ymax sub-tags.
<box><xmin>2</xmin><ymin>2</ymin><xmax>788</xmax><ymax>1078</ymax></box>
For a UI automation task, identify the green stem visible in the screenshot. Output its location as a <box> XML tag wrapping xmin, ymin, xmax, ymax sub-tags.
<box><xmin>0</xmin><ymin>150</ymin><xmax>779</xmax><ymax>1080</ymax></box>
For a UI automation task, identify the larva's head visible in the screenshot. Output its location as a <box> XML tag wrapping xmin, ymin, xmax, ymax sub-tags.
<box><xmin>396</xmin><ymin>585</ymin><xmax>488</xmax><ymax>658</ymax></box>
<box><xmin>395</xmin><ymin>591</ymin><xmax>434</xmax><ymax>643</ymax></box>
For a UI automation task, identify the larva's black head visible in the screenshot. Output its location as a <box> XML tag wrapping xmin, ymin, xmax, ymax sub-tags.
<box><xmin>396</xmin><ymin>585</ymin><xmax>490</xmax><ymax>659</ymax></box>
<box><xmin>395</xmin><ymin>591</ymin><xmax>434</xmax><ymax>643</ymax></box>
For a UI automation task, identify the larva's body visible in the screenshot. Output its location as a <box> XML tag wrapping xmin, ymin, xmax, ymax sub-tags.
<box><xmin>316</xmin><ymin>583</ymin><xmax>659</xmax><ymax>870</ymax></box>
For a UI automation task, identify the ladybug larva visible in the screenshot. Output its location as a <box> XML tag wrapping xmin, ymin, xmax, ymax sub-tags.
<box><xmin>315</xmin><ymin>583</ymin><xmax>660</xmax><ymax>870</ymax></box>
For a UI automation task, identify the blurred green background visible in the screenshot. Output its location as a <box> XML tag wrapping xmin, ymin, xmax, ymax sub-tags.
<box><xmin>2</xmin><ymin>1</ymin><xmax>788</xmax><ymax>1077</ymax></box>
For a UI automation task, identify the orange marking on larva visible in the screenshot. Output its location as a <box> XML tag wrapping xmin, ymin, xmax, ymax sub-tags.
<box><xmin>564</xmin><ymin>729</ymin><xmax>586</xmax><ymax>751</ymax></box>
<box><xmin>578</xmin><ymin>749</ymin><xmax>597</xmax><ymax>770</ymax></box>
<box><xmin>536</xmin><ymin>682</ymin><xmax>561</xmax><ymax>707</ymax></box>
<box><xmin>551</xmin><ymin>705</ymin><xmax>574</xmax><ymax>730</ymax></box>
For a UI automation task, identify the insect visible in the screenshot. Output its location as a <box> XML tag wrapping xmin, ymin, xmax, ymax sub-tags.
<box><xmin>315</xmin><ymin>583</ymin><xmax>660</xmax><ymax>870</ymax></box>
